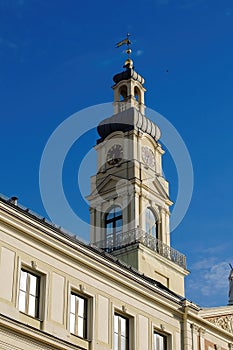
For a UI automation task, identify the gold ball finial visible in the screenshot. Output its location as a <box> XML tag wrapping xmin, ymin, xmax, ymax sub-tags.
<box><xmin>126</xmin><ymin>48</ymin><xmax>132</xmax><ymax>56</ymax></box>
<box><xmin>124</xmin><ymin>58</ymin><xmax>134</xmax><ymax>69</ymax></box>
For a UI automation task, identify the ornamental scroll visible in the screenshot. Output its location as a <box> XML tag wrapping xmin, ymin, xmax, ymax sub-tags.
<box><xmin>206</xmin><ymin>315</ymin><xmax>233</xmax><ymax>334</ymax></box>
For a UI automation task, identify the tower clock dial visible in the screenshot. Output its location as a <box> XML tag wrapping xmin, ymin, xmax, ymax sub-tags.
<box><xmin>107</xmin><ymin>144</ymin><xmax>123</xmax><ymax>165</ymax></box>
<box><xmin>142</xmin><ymin>146</ymin><xmax>155</xmax><ymax>168</ymax></box>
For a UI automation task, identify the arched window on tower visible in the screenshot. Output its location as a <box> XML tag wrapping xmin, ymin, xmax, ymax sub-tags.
<box><xmin>145</xmin><ymin>208</ymin><xmax>158</xmax><ymax>238</ymax></box>
<box><xmin>105</xmin><ymin>206</ymin><xmax>122</xmax><ymax>249</ymax></box>
<box><xmin>119</xmin><ymin>85</ymin><xmax>128</xmax><ymax>101</ymax></box>
<box><xmin>134</xmin><ymin>86</ymin><xmax>141</xmax><ymax>103</ymax></box>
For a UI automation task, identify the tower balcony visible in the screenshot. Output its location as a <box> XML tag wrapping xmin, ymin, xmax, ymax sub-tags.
<box><xmin>92</xmin><ymin>228</ymin><xmax>186</xmax><ymax>270</ymax></box>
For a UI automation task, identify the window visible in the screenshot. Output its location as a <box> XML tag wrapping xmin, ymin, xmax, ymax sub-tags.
<box><xmin>154</xmin><ymin>331</ymin><xmax>167</xmax><ymax>350</ymax></box>
<box><xmin>114</xmin><ymin>313</ymin><xmax>129</xmax><ymax>350</ymax></box>
<box><xmin>70</xmin><ymin>292</ymin><xmax>87</xmax><ymax>339</ymax></box>
<box><xmin>145</xmin><ymin>207</ymin><xmax>158</xmax><ymax>238</ymax></box>
<box><xmin>134</xmin><ymin>86</ymin><xmax>141</xmax><ymax>102</ymax></box>
<box><xmin>105</xmin><ymin>206</ymin><xmax>122</xmax><ymax>247</ymax></box>
<box><xmin>119</xmin><ymin>85</ymin><xmax>128</xmax><ymax>101</ymax></box>
<box><xmin>19</xmin><ymin>269</ymin><xmax>40</xmax><ymax>318</ymax></box>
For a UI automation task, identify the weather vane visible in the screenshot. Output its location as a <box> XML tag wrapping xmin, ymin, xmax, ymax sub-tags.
<box><xmin>115</xmin><ymin>33</ymin><xmax>134</xmax><ymax>69</ymax></box>
<box><xmin>115</xmin><ymin>33</ymin><xmax>132</xmax><ymax>58</ymax></box>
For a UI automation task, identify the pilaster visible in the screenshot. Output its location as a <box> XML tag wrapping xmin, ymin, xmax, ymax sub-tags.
<box><xmin>199</xmin><ymin>327</ymin><xmax>206</xmax><ymax>350</ymax></box>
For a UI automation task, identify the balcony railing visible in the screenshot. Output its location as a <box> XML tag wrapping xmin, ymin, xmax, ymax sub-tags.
<box><xmin>93</xmin><ymin>228</ymin><xmax>186</xmax><ymax>269</ymax></box>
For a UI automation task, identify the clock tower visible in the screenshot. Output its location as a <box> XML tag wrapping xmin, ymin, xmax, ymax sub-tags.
<box><xmin>87</xmin><ymin>56</ymin><xmax>188</xmax><ymax>296</ymax></box>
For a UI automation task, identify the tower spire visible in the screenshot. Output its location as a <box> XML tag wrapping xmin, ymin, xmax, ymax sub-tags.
<box><xmin>228</xmin><ymin>263</ymin><xmax>233</xmax><ymax>305</ymax></box>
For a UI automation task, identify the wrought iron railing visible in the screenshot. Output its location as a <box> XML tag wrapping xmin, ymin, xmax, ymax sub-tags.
<box><xmin>93</xmin><ymin>228</ymin><xmax>186</xmax><ymax>269</ymax></box>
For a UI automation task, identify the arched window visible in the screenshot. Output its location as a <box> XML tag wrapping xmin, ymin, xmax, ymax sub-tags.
<box><xmin>119</xmin><ymin>85</ymin><xmax>127</xmax><ymax>101</ymax></box>
<box><xmin>134</xmin><ymin>86</ymin><xmax>141</xmax><ymax>102</ymax></box>
<box><xmin>145</xmin><ymin>208</ymin><xmax>157</xmax><ymax>238</ymax></box>
<box><xmin>105</xmin><ymin>206</ymin><xmax>122</xmax><ymax>247</ymax></box>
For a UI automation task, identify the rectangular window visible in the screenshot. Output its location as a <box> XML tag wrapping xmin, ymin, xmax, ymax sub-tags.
<box><xmin>19</xmin><ymin>269</ymin><xmax>40</xmax><ymax>318</ymax></box>
<box><xmin>154</xmin><ymin>331</ymin><xmax>167</xmax><ymax>350</ymax></box>
<box><xmin>69</xmin><ymin>292</ymin><xmax>87</xmax><ymax>339</ymax></box>
<box><xmin>114</xmin><ymin>313</ymin><xmax>129</xmax><ymax>350</ymax></box>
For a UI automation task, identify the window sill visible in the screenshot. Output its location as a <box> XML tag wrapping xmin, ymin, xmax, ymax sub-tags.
<box><xmin>19</xmin><ymin>311</ymin><xmax>42</xmax><ymax>329</ymax></box>
<box><xmin>69</xmin><ymin>333</ymin><xmax>90</xmax><ymax>349</ymax></box>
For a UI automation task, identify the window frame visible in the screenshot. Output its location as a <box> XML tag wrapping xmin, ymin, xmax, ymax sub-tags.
<box><xmin>145</xmin><ymin>207</ymin><xmax>158</xmax><ymax>238</ymax></box>
<box><xmin>114</xmin><ymin>312</ymin><xmax>129</xmax><ymax>350</ymax></box>
<box><xmin>18</xmin><ymin>268</ymin><xmax>41</xmax><ymax>319</ymax></box>
<box><xmin>69</xmin><ymin>291</ymin><xmax>88</xmax><ymax>340</ymax></box>
<box><xmin>153</xmin><ymin>330</ymin><xmax>167</xmax><ymax>350</ymax></box>
<box><xmin>105</xmin><ymin>206</ymin><xmax>123</xmax><ymax>247</ymax></box>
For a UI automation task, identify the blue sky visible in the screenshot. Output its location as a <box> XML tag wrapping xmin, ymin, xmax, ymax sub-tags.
<box><xmin>1</xmin><ymin>0</ymin><xmax>233</xmax><ymax>307</ymax></box>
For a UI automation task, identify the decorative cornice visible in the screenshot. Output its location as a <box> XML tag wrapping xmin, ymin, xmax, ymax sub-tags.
<box><xmin>206</xmin><ymin>315</ymin><xmax>233</xmax><ymax>334</ymax></box>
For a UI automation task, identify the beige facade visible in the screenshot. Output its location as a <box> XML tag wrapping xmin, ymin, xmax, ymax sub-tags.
<box><xmin>1</xmin><ymin>58</ymin><xmax>233</xmax><ymax>349</ymax></box>
<box><xmin>1</xmin><ymin>197</ymin><xmax>233</xmax><ymax>349</ymax></box>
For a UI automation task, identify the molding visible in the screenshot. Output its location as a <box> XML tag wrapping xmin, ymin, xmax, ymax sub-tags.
<box><xmin>199</xmin><ymin>327</ymin><xmax>206</xmax><ymax>336</ymax></box>
<box><xmin>0</xmin><ymin>313</ymin><xmax>88</xmax><ymax>350</ymax></box>
<box><xmin>206</xmin><ymin>315</ymin><xmax>233</xmax><ymax>334</ymax></box>
<box><xmin>190</xmin><ymin>323</ymin><xmax>199</xmax><ymax>334</ymax></box>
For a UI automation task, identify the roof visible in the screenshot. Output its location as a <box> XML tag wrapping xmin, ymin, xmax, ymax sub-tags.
<box><xmin>0</xmin><ymin>193</ymin><xmax>188</xmax><ymax>305</ymax></box>
<box><xmin>113</xmin><ymin>67</ymin><xmax>145</xmax><ymax>85</ymax></box>
<box><xmin>97</xmin><ymin>107</ymin><xmax>161</xmax><ymax>142</ymax></box>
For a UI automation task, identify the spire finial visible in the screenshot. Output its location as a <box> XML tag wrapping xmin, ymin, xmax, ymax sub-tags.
<box><xmin>115</xmin><ymin>33</ymin><xmax>134</xmax><ymax>69</ymax></box>
<box><xmin>228</xmin><ymin>263</ymin><xmax>233</xmax><ymax>305</ymax></box>
<box><xmin>126</xmin><ymin>33</ymin><xmax>132</xmax><ymax>58</ymax></box>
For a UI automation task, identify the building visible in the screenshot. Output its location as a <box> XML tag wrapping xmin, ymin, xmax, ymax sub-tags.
<box><xmin>0</xmin><ymin>54</ymin><xmax>233</xmax><ymax>350</ymax></box>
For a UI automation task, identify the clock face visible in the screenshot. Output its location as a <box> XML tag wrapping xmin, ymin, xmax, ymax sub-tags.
<box><xmin>142</xmin><ymin>146</ymin><xmax>155</xmax><ymax>168</ymax></box>
<box><xmin>107</xmin><ymin>144</ymin><xmax>123</xmax><ymax>165</ymax></box>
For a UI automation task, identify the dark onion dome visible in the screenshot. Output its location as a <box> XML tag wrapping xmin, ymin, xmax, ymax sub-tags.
<box><xmin>97</xmin><ymin>107</ymin><xmax>161</xmax><ymax>142</ymax></box>
<box><xmin>113</xmin><ymin>68</ymin><xmax>145</xmax><ymax>85</ymax></box>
